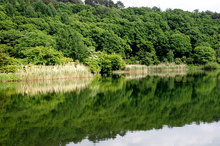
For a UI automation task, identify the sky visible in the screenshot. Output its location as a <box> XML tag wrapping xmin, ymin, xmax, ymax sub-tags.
<box><xmin>112</xmin><ymin>0</ymin><xmax>220</xmax><ymax>12</ymax></box>
<box><xmin>68</xmin><ymin>122</ymin><xmax>220</xmax><ymax>146</ymax></box>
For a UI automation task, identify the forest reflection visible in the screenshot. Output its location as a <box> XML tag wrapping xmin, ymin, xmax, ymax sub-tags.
<box><xmin>0</xmin><ymin>71</ymin><xmax>219</xmax><ymax>146</ymax></box>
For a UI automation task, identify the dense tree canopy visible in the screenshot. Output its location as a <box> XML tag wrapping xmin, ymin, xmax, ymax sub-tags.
<box><xmin>0</xmin><ymin>0</ymin><xmax>220</xmax><ymax>72</ymax></box>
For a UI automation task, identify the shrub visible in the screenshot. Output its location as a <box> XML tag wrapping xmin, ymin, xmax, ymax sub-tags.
<box><xmin>154</xmin><ymin>59</ymin><xmax>160</xmax><ymax>65</ymax></box>
<box><xmin>162</xmin><ymin>58</ymin><xmax>168</xmax><ymax>63</ymax></box>
<box><xmin>0</xmin><ymin>48</ymin><xmax>20</xmax><ymax>73</ymax></box>
<box><xmin>84</xmin><ymin>52</ymin><xmax>126</xmax><ymax>75</ymax></box>
<box><xmin>109</xmin><ymin>53</ymin><xmax>126</xmax><ymax>71</ymax></box>
<box><xmin>181</xmin><ymin>56</ymin><xmax>187</xmax><ymax>64</ymax></box>
<box><xmin>217</xmin><ymin>58</ymin><xmax>220</xmax><ymax>64</ymax></box>
<box><xmin>167</xmin><ymin>50</ymin><xmax>174</xmax><ymax>63</ymax></box>
<box><xmin>0</xmin><ymin>65</ymin><xmax>19</xmax><ymax>73</ymax></box>
<box><xmin>126</xmin><ymin>57</ymin><xmax>136</xmax><ymax>64</ymax></box>
<box><xmin>202</xmin><ymin>62</ymin><xmax>219</xmax><ymax>70</ymax></box>
<box><xmin>175</xmin><ymin>58</ymin><xmax>182</xmax><ymax>64</ymax></box>
<box><xmin>84</xmin><ymin>57</ymin><xmax>101</xmax><ymax>74</ymax></box>
<box><xmin>23</xmin><ymin>46</ymin><xmax>72</xmax><ymax>65</ymax></box>
<box><xmin>139</xmin><ymin>55</ymin><xmax>153</xmax><ymax>65</ymax></box>
<box><xmin>194</xmin><ymin>46</ymin><xmax>216</xmax><ymax>64</ymax></box>
<box><xmin>186</xmin><ymin>57</ymin><xmax>194</xmax><ymax>64</ymax></box>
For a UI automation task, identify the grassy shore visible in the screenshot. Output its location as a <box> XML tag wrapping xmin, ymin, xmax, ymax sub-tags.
<box><xmin>114</xmin><ymin>62</ymin><xmax>220</xmax><ymax>74</ymax></box>
<box><xmin>114</xmin><ymin>63</ymin><xmax>188</xmax><ymax>74</ymax></box>
<box><xmin>1</xmin><ymin>62</ymin><xmax>219</xmax><ymax>82</ymax></box>
<box><xmin>0</xmin><ymin>63</ymin><xmax>93</xmax><ymax>82</ymax></box>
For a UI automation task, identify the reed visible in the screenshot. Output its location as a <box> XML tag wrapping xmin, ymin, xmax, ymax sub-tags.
<box><xmin>0</xmin><ymin>63</ymin><xmax>93</xmax><ymax>82</ymax></box>
<box><xmin>124</xmin><ymin>63</ymin><xmax>187</xmax><ymax>72</ymax></box>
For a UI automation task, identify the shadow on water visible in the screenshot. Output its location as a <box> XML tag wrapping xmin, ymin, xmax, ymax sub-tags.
<box><xmin>0</xmin><ymin>70</ymin><xmax>220</xmax><ymax>145</ymax></box>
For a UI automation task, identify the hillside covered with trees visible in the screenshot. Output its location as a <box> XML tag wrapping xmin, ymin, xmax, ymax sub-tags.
<box><xmin>0</xmin><ymin>0</ymin><xmax>220</xmax><ymax>73</ymax></box>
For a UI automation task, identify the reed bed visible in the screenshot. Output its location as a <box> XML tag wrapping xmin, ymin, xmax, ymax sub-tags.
<box><xmin>124</xmin><ymin>63</ymin><xmax>187</xmax><ymax>72</ymax></box>
<box><xmin>0</xmin><ymin>64</ymin><xmax>93</xmax><ymax>82</ymax></box>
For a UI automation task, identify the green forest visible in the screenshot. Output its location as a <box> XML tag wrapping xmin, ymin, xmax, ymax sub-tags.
<box><xmin>0</xmin><ymin>0</ymin><xmax>220</xmax><ymax>73</ymax></box>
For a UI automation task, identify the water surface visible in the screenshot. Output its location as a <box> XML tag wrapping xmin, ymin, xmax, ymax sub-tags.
<box><xmin>0</xmin><ymin>71</ymin><xmax>220</xmax><ymax>146</ymax></box>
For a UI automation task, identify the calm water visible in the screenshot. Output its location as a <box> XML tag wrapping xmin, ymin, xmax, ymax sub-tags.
<box><xmin>0</xmin><ymin>71</ymin><xmax>220</xmax><ymax>146</ymax></box>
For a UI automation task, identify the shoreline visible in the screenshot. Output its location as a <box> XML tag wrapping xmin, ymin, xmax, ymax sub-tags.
<box><xmin>0</xmin><ymin>64</ymin><xmax>93</xmax><ymax>82</ymax></box>
<box><xmin>0</xmin><ymin>63</ymin><xmax>217</xmax><ymax>82</ymax></box>
<box><xmin>1</xmin><ymin>76</ymin><xmax>94</xmax><ymax>83</ymax></box>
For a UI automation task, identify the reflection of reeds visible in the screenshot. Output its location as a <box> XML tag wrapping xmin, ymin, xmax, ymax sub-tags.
<box><xmin>124</xmin><ymin>71</ymin><xmax>187</xmax><ymax>80</ymax></box>
<box><xmin>1</xmin><ymin>64</ymin><xmax>93</xmax><ymax>82</ymax></box>
<box><xmin>3</xmin><ymin>78</ymin><xmax>93</xmax><ymax>96</ymax></box>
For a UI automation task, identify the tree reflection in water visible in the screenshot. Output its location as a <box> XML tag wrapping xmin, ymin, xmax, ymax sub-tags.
<box><xmin>0</xmin><ymin>71</ymin><xmax>220</xmax><ymax>146</ymax></box>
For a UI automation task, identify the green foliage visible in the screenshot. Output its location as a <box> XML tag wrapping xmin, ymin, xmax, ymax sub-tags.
<box><xmin>84</xmin><ymin>56</ymin><xmax>101</xmax><ymax>74</ymax></box>
<box><xmin>186</xmin><ymin>57</ymin><xmax>194</xmax><ymax>64</ymax></box>
<box><xmin>126</xmin><ymin>57</ymin><xmax>136</xmax><ymax>64</ymax></box>
<box><xmin>175</xmin><ymin>58</ymin><xmax>182</xmax><ymax>64</ymax></box>
<box><xmin>23</xmin><ymin>46</ymin><xmax>72</xmax><ymax>65</ymax></box>
<box><xmin>202</xmin><ymin>62</ymin><xmax>220</xmax><ymax>70</ymax></box>
<box><xmin>217</xmin><ymin>58</ymin><xmax>220</xmax><ymax>64</ymax></box>
<box><xmin>108</xmin><ymin>53</ymin><xmax>126</xmax><ymax>70</ymax></box>
<box><xmin>56</xmin><ymin>29</ymin><xmax>89</xmax><ymax>61</ymax></box>
<box><xmin>194</xmin><ymin>46</ymin><xmax>216</xmax><ymax>64</ymax></box>
<box><xmin>181</xmin><ymin>56</ymin><xmax>186</xmax><ymax>64</ymax></box>
<box><xmin>169</xmin><ymin>33</ymin><xmax>192</xmax><ymax>57</ymax></box>
<box><xmin>85</xmin><ymin>0</ymin><xmax>117</xmax><ymax>8</ymax></box>
<box><xmin>0</xmin><ymin>72</ymin><xmax>220</xmax><ymax>145</ymax></box>
<box><xmin>0</xmin><ymin>48</ymin><xmax>20</xmax><ymax>73</ymax></box>
<box><xmin>167</xmin><ymin>50</ymin><xmax>174</xmax><ymax>63</ymax></box>
<box><xmin>0</xmin><ymin>0</ymin><xmax>220</xmax><ymax>69</ymax></box>
<box><xmin>137</xmin><ymin>41</ymin><xmax>158</xmax><ymax>65</ymax></box>
<box><xmin>85</xmin><ymin>52</ymin><xmax>125</xmax><ymax>74</ymax></box>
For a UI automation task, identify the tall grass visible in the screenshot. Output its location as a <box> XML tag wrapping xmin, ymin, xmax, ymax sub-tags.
<box><xmin>0</xmin><ymin>63</ymin><xmax>93</xmax><ymax>82</ymax></box>
<box><xmin>124</xmin><ymin>63</ymin><xmax>187</xmax><ymax>72</ymax></box>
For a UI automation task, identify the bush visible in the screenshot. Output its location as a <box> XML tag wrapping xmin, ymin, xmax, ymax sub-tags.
<box><xmin>162</xmin><ymin>58</ymin><xmax>168</xmax><ymax>63</ymax></box>
<box><xmin>139</xmin><ymin>55</ymin><xmax>153</xmax><ymax>65</ymax></box>
<box><xmin>217</xmin><ymin>58</ymin><xmax>220</xmax><ymax>64</ymax></box>
<box><xmin>23</xmin><ymin>46</ymin><xmax>72</xmax><ymax>65</ymax></box>
<box><xmin>109</xmin><ymin>53</ymin><xmax>126</xmax><ymax>71</ymax></box>
<box><xmin>84</xmin><ymin>52</ymin><xmax>126</xmax><ymax>75</ymax></box>
<box><xmin>126</xmin><ymin>57</ymin><xmax>136</xmax><ymax>64</ymax></box>
<box><xmin>175</xmin><ymin>58</ymin><xmax>182</xmax><ymax>64</ymax></box>
<box><xmin>0</xmin><ymin>48</ymin><xmax>21</xmax><ymax>73</ymax></box>
<box><xmin>167</xmin><ymin>50</ymin><xmax>174</xmax><ymax>63</ymax></box>
<box><xmin>181</xmin><ymin>56</ymin><xmax>187</xmax><ymax>64</ymax></box>
<box><xmin>84</xmin><ymin>57</ymin><xmax>101</xmax><ymax>74</ymax></box>
<box><xmin>0</xmin><ymin>65</ymin><xmax>19</xmax><ymax>73</ymax></box>
<box><xmin>202</xmin><ymin>62</ymin><xmax>219</xmax><ymax>70</ymax></box>
<box><xmin>186</xmin><ymin>57</ymin><xmax>194</xmax><ymax>64</ymax></box>
<box><xmin>194</xmin><ymin>46</ymin><xmax>216</xmax><ymax>64</ymax></box>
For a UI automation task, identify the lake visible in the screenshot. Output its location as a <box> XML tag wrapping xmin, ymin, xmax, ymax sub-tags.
<box><xmin>0</xmin><ymin>71</ymin><xmax>220</xmax><ymax>146</ymax></box>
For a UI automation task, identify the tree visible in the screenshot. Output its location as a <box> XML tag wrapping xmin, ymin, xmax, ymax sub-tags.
<box><xmin>57</xmin><ymin>0</ymin><xmax>83</xmax><ymax>4</ymax></box>
<box><xmin>136</xmin><ymin>41</ymin><xmax>158</xmax><ymax>65</ymax></box>
<box><xmin>115</xmin><ymin>1</ymin><xmax>124</xmax><ymax>9</ymax></box>
<box><xmin>194</xmin><ymin>46</ymin><xmax>216</xmax><ymax>64</ymax></box>
<box><xmin>56</xmin><ymin>28</ymin><xmax>89</xmax><ymax>61</ymax></box>
<box><xmin>23</xmin><ymin>46</ymin><xmax>72</xmax><ymax>65</ymax></box>
<box><xmin>167</xmin><ymin>50</ymin><xmax>174</xmax><ymax>63</ymax></box>
<box><xmin>169</xmin><ymin>33</ymin><xmax>192</xmax><ymax>58</ymax></box>
<box><xmin>85</xmin><ymin>0</ymin><xmax>115</xmax><ymax>7</ymax></box>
